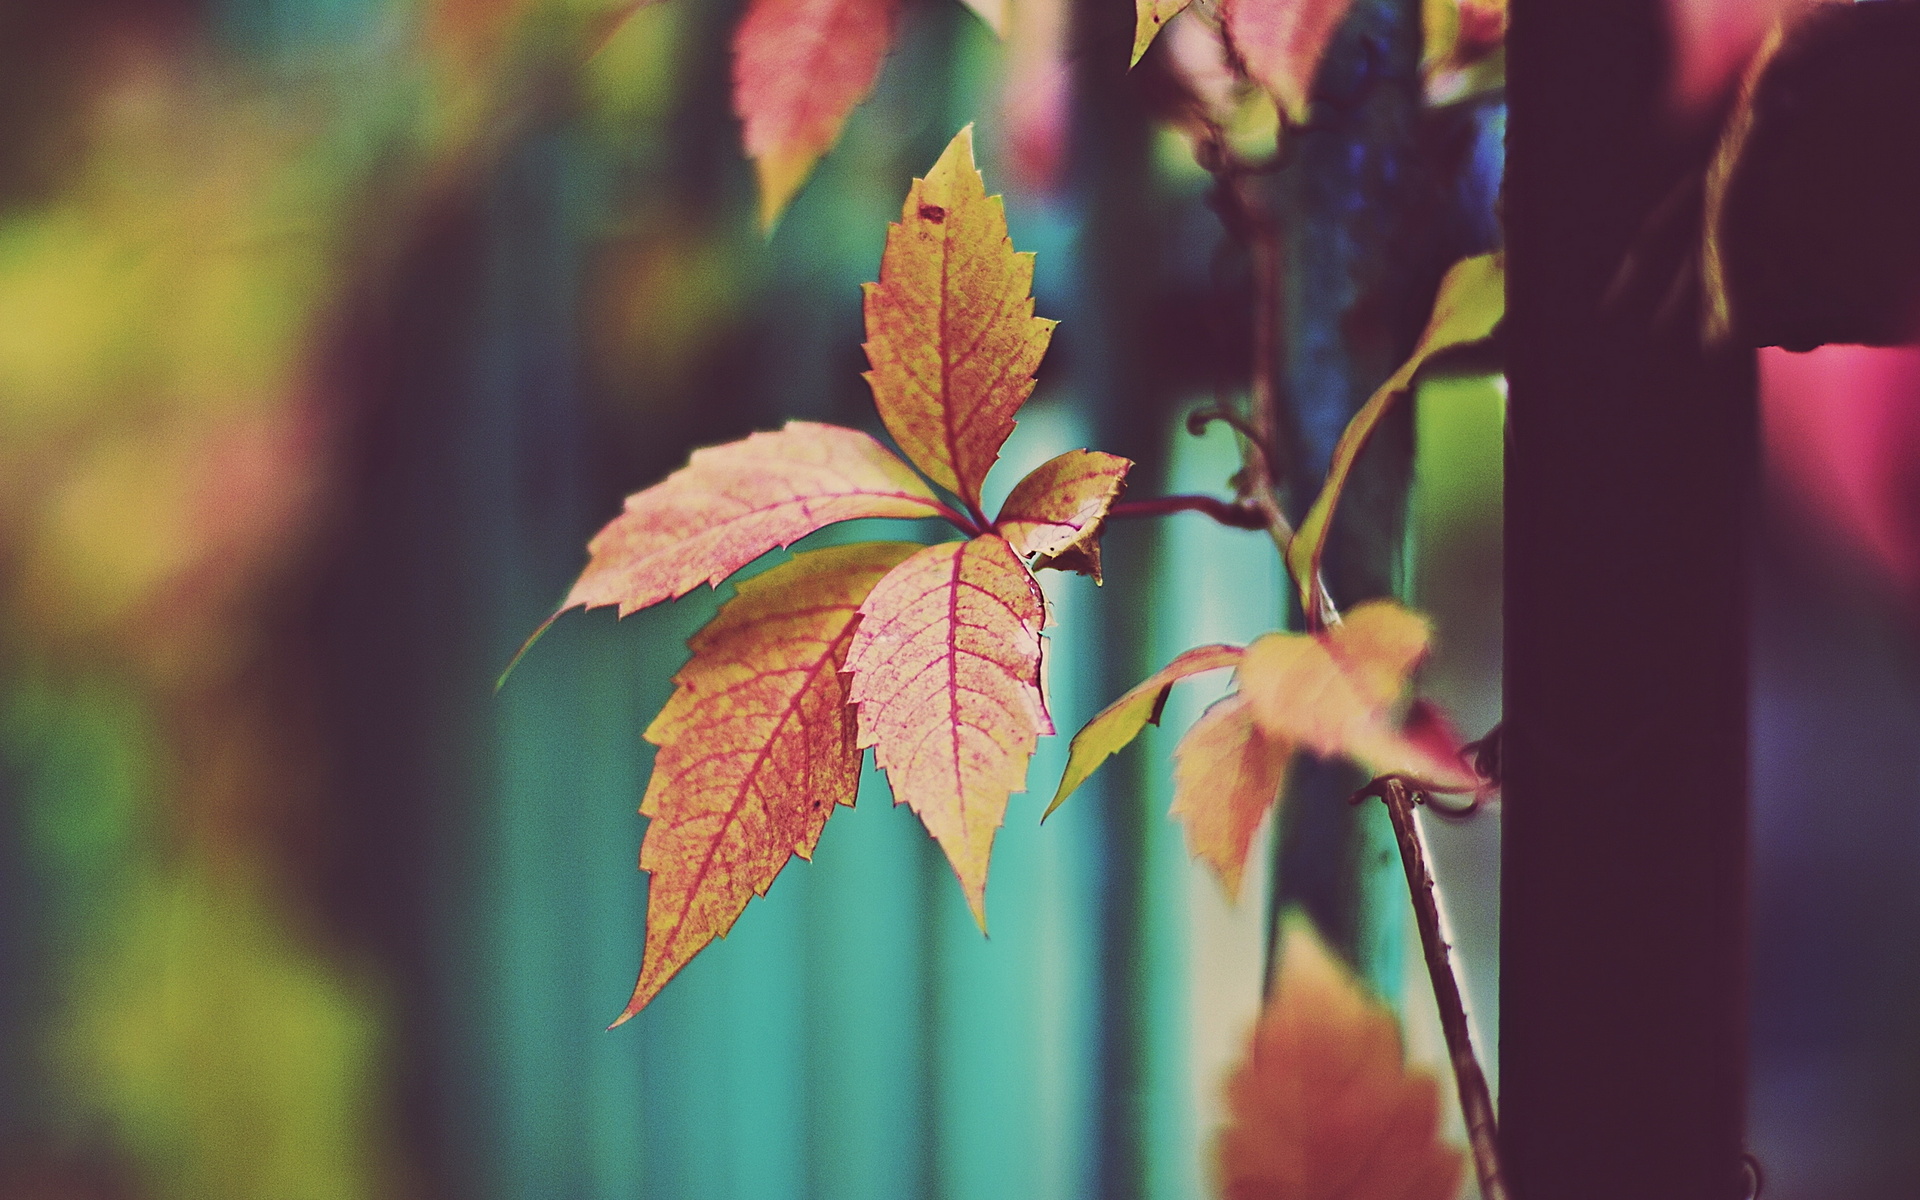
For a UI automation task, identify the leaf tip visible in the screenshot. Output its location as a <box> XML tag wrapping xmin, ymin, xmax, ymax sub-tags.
<box><xmin>754</xmin><ymin>147</ymin><xmax>818</xmax><ymax>232</ymax></box>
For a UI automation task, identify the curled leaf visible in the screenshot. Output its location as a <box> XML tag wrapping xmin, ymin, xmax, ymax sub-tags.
<box><xmin>995</xmin><ymin>448</ymin><xmax>1132</xmax><ymax>580</ymax></box>
<box><xmin>733</xmin><ymin>0</ymin><xmax>904</xmax><ymax>228</ymax></box>
<box><xmin>1236</xmin><ymin>600</ymin><xmax>1480</xmax><ymax>791</ymax></box>
<box><xmin>1287</xmin><ymin>255</ymin><xmax>1503</xmax><ymax>616</ymax></box>
<box><xmin>862</xmin><ymin>127</ymin><xmax>1058</xmax><ymax>511</ymax></box>
<box><xmin>1171</xmin><ymin>694</ymin><xmax>1287</xmax><ymax>900</ymax></box>
<box><xmin>617</xmin><ymin>542</ymin><xmax>920</xmax><ymax>1024</ymax></box>
<box><xmin>1047</xmin><ymin>643</ymin><xmax>1245</xmax><ymax>816</ymax></box>
<box><xmin>1220</xmin><ymin>0</ymin><xmax>1362</xmax><ymax>125</ymax></box>
<box><xmin>1217</xmin><ymin>915</ymin><xmax>1465</xmax><ymax>1200</ymax></box>
<box><xmin>561</xmin><ymin>421</ymin><xmax>946</xmax><ymax>619</ymax></box>
<box><xmin>845</xmin><ymin>534</ymin><xmax>1050</xmax><ymax>926</ymax></box>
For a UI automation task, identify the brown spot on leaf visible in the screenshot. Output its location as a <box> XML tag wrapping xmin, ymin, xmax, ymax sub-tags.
<box><xmin>918</xmin><ymin>204</ymin><xmax>947</xmax><ymax>223</ymax></box>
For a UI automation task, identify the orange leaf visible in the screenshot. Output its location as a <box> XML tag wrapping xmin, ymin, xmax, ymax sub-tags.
<box><xmin>1236</xmin><ymin>601</ymin><xmax>1480</xmax><ymax>791</ymax></box>
<box><xmin>844</xmin><ymin>533</ymin><xmax>1050</xmax><ymax>926</ymax></box>
<box><xmin>733</xmin><ymin>0</ymin><xmax>903</xmax><ymax>228</ymax></box>
<box><xmin>1171</xmin><ymin>694</ymin><xmax>1288</xmax><ymax>899</ymax></box>
<box><xmin>616</xmin><ymin>541</ymin><xmax>920</xmax><ymax>1024</ymax></box>
<box><xmin>994</xmin><ymin>448</ymin><xmax>1132</xmax><ymax>580</ymax></box>
<box><xmin>1047</xmin><ymin>642</ymin><xmax>1244</xmax><ymax>816</ymax></box>
<box><xmin>561</xmin><ymin>421</ymin><xmax>947</xmax><ymax>619</ymax></box>
<box><xmin>862</xmin><ymin>127</ymin><xmax>1058</xmax><ymax>512</ymax></box>
<box><xmin>1220</xmin><ymin>0</ymin><xmax>1361</xmax><ymax>124</ymax></box>
<box><xmin>1217</xmin><ymin>915</ymin><xmax>1465</xmax><ymax>1200</ymax></box>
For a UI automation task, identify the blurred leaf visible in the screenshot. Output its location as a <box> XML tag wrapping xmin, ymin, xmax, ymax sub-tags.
<box><xmin>846</xmin><ymin>535</ymin><xmax>1050</xmax><ymax>927</ymax></box>
<box><xmin>1048</xmin><ymin>643</ymin><xmax>1244</xmax><ymax>816</ymax></box>
<box><xmin>1217</xmin><ymin>915</ymin><xmax>1465</xmax><ymax>1200</ymax></box>
<box><xmin>1288</xmin><ymin>254</ymin><xmax>1503</xmax><ymax>616</ymax></box>
<box><xmin>1133</xmin><ymin>0</ymin><xmax>1195</xmax><ymax>67</ymax></box>
<box><xmin>1219</xmin><ymin>0</ymin><xmax>1360</xmax><ymax>124</ymax></box>
<box><xmin>733</xmin><ymin>0</ymin><xmax>904</xmax><ymax>228</ymax></box>
<box><xmin>1171</xmin><ymin>693</ymin><xmax>1285</xmax><ymax>900</ymax></box>
<box><xmin>1421</xmin><ymin>0</ymin><xmax>1505</xmax><ymax>106</ymax></box>
<box><xmin>861</xmin><ymin>126</ymin><xmax>1056</xmax><ymax>512</ymax></box>
<box><xmin>617</xmin><ymin>542</ymin><xmax>919</xmax><ymax>1022</ymax></box>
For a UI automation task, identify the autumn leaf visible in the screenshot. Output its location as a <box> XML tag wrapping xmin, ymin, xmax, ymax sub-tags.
<box><xmin>733</xmin><ymin>0</ymin><xmax>903</xmax><ymax>228</ymax></box>
<box><xmin>616</xmin><ymin>542</ymin><xmax>920</xmax><ymax>1025</ymax></box>
<box><xmin>862</xmin><ymin>127</ymin><xmax>1058</xmax><ymax>513</ymax></box>
<box><xmin>844</xmin><ymin>534</ymin><xmax>1050</xmax><ymax>925</ymax></box>
<box><xmin>1133</xmin><ymin>0</ymin><xmax>1195</xmax><ymax>66</ymax></box>
<box><xmin>1422</xmin><ymin>0</ymin><xmax>1506</xmax><ymax>106</ymax></box>
<box><xmin>1287</xmin><ymin>254</ymin><xmax>1503</xmax><ymax>616</ymax></box>
<box><xmin>995</xmin><ymin>448</ymin><xmax>1131</xmax><ymax>580</ymax></box>
<box><xmin>959</xmin><ymin>0</ymin><xmax>1009</xmax><ymax>36</ymax></box>
<box><xmin>1236</xmin><ymin>600</ymin><xmax>1480</xmax><ymax>791</ymax></box>
<box><xmin>561</xmin><ymin>421</ymin><xmax>949</xmax><ymax>619</ymax></box>
<box><xmin>1171</xmin><ymin>694</ymin><xmax>1287</xmax><ymax>899</ymax></box>
<box><xmin>1047</xmin><ymin>643</ymin><xmax>1244</xmax><ymax>816</ymax></box>
<box><xmin>1220</xmin><ymin>0</ymin><xmax>1361</xmax><ymax>124</ymax></box>
<box><xmin>1217</xmin><ymin>915</ymin><xmax>1465</xmax><ymax>1200</ymax></box>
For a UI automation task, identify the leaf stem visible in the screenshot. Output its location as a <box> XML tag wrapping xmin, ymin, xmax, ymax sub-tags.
<box><xmin>1359</xmin><ymin>777</ymin><xmax>1509</xmax><ymax>1200</ymax></box>
<box><xmin>1107</xmin><ymin>494</ymin><xmax>1267</xmax><ymax>529</ymax></box>
<box><xmin>937</xmin><ymin>501</ymin><xmax>986</xmax><ymax>538</ymax></box>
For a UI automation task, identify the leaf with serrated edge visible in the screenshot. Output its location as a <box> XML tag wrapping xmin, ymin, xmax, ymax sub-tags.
<box><xmin>995</xmin><ymin>449</ymin><xmax>1131</xmax><ymax>579</ymax></box>
<box><xmin>1217</xmin><ymin>914</ymin><xmax>1465</xmax><ymax>1200</ymax></box>
<box><xmin>1237</xmin><ymin>600</ymin><xmax>1481</xmax><ymax>791</ymax></box>
<box><xmin>562</xmin><ymin>421</ymin><xmax>946</xmax><ymax>619</ymax></box>
<box><xmin>862</xmin><ymin>126</ymin><xmax>1058</xmax><ymax>511</ymax></box>
<box><xmin>1047</xmin><ymin>643</ymin><xmax>1244</xmax><ymax>817</ymax></box>
<box><xmin>845</xmin><ymin>534</ymin><xmax>1049</xmax><ymax>926</ymax></box>
<box><xmin>733</xmin><ymin>0</ymin><xmax>903</xmax><ymax>228</ymax></box>
<box><xmin>1287</xmin><ymin>254</ymin><xmax>1503</xmax><ymax>615</ymax></box>
<box><xmin>1220</xmin><ymin>0</ymin><xmax>1361</xmax><ymax>124</ymax></box>
<box><xmin>615</xmin><ymin>541</ymin><xmax>920</xmax><ymax>1025</ymax></box>
<box><xmin>1133</xmin><ymin>0</ymin><xmax>1194</xmax><ymax>65</ymax></box>
<box><xmin>1171</xmin><ymin>694</ymin><xmax>1287</xmax><ymax>899</ymax></box>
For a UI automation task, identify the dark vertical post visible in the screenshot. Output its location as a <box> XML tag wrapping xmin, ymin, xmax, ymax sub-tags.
<box><xmin>1504</xmin><ymin>2</ymin><xmax>1752</xmax><ymax>1197</ymax></box>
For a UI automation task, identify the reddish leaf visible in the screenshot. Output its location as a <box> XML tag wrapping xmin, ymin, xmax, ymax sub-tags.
<box><xmin>1236</xmin><ymin>600</ymin><xmax>1481</xmax><ymax>791</ymax></box>
<box><xmin>562</xmin><ymin>421</ymin><xmax>947</xmax><ymax>619</ymax></box>
<box><xmin>862</xmin><ymin>127</ymin><xmax>1058</xmax><ymax>512</ymax></box>
<box><xmin>1220</xmin><ymin>0</ymin><xmax>1360</xmax><ymax>124</ymax></box>
<box><xmin>994</xmin><ymin>448</ymin><xmax>1132</xmax><ymax>580</ymax></box>
<box><xmin>1287</xmin><ymin>254</ymin><xmax>1503</xmax><ymax>616</ymax></box>
<box><xmin>1170</xmin><ymin>694</ymin><xmax>1287</xmax><ymax>900</ymax></box>
<box><xmin>844</xmin><ymin>533</ymin><xmax>1050</xmax><ymax>925</ymax></box>
<box><xmin>1047</xmin><ymin>642</ymin><xmax>1244</xmax><ymax>816</ymax></box>
<box><xmin>733</xmin><ymin>0</ymin><xmax>903</xmax><ymax>228</ymax></box>
<box><xmin>1217</xmin><ymin>915</ymin><xmax>1466</xmax><ymax>1200</ymax></box>
<box><xmin>616</xmin><ymin>542</ymin><xmax>920</xmax><ymax>1024</ymax></box>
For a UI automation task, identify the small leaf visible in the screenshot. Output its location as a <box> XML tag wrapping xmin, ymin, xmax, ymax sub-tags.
<box><xmin>1287</xmin><ymin>254</ymin><xmax>1503</xmax><ymax>616</ymax></box>
<box><xmin>1236</xmin><ymin>601</ymin><xmax>1480</xmax><ymax>791</ymax></box>
<box><xmin>862</xmin><ymin>127</ymin><xmax>1058</xmax><ymax>512</ymax></box>
<box><xmin>616</xmin><ymin>541</ymin><xmax>921</xmax><ymax>1025</ymax></box>
<box><xmin>995</xmin><ymin>448</ymin><xmax>1132</xmax><ymax>580</ymax></box>
<box><xmin>1047</xmin><ymin>643</ymin><xmax>1245</xmax><ymax>816</ymax></box>
<box><xmin>1133</xmin><ymin>0</ymin><xmax>1195</xmax><ymax>66</ymax></box>
<box><xmin>1217</xmin><ymin>915</ymin><xmax>1466</xmax><ymax>1200</ymax></box>
<box><xmin>562</xmin><ymin>421</ymin><xmax>946</xmax><ymax>619</ymax></box>
<box><xmin>733</xmin><ymin>0</ymin><xmax>903</xmax><ymax>228</ymax></box>
<box><xmin>1220</xmin><ymin>0</ymin><xmax>1362</xmax><ymax>125</ymax></box>
<box><xmin>845</xmin><ymin>534</ymin><xmax>1051</xmax><ymax>926</ymax></box>
<box><xmin>1170</xmin><ymin>694</ymin><xmax>1287</xmax><ymax>899</ymax></box>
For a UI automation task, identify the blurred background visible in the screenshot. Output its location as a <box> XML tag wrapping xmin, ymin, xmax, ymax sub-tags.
<box><xmin>0</xmin><ymin>1</ymin><xmax>1914</xmax><ymax>1198</ymax></box>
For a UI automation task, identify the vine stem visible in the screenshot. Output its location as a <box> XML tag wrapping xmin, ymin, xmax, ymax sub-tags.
<box><xmin>1107</xmin><ymin>494</ymin><xmax>1267</xmax><ymax>528</ymax></box>
<box><xmin>1364</xmin><ymin>777</ymin><xmax>1509</xmax><ymax>1200</ymax></box>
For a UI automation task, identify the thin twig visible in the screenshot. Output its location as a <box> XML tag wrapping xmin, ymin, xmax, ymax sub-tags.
<box><xmin>1107</xmin><ymin>494</ymin><xmax>1267</xmax><ymax>529</ymax></box>
<box><xmin>1359</xmin><ymin>777</ymin><xmax>1509</xmax><ymax>1200</ymax></box>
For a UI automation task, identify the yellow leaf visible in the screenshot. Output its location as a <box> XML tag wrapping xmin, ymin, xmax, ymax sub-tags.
<box><xmin>1047</xmin><ymin>643</ymin><xmax>1245</xmax><ymax>817</ymax></box>
<box><xmin>1133</xmin><ymin>0</ymin><xmax>1194</xmax><ymax>66</ymax></box>
<box><xmin>617</xmin><ymin>542</ymin><xmax>920</xmax><ymax>1023</ymax></box>
<box><xmin>1287</xmin><ymin>255</ymin><xmax>1503</xmax><ymax>616</ymax></box>
<box><xmin>862</xmin><ymin>127</ymin><xmax>1058</xmax><ymax>511</ymax></box>
<box><xmin>1171</xmin><ymin>694</ymin><xmax>1287</xmax><ymax>899</ymax></box>
<box><xmin>1217</xmin><ymin>915</ymin><xmax>1465</xmax><ymax>1200</ymax></box>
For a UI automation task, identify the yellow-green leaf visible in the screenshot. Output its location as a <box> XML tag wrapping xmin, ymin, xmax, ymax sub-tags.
<box><xmin>1046</xmin><ymin>643</ymin><xmax>1245</xmax><ymax>817</ymax></box>
<box><xmin>1133</xmin><ymin>0</ymin><xmax>1194</xmax><ymax>66</ymax></box>
<box><xmin>1287</xmin><ymin>254</ymin><xmax>1503</xmax><ymax>616</ymax></box>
